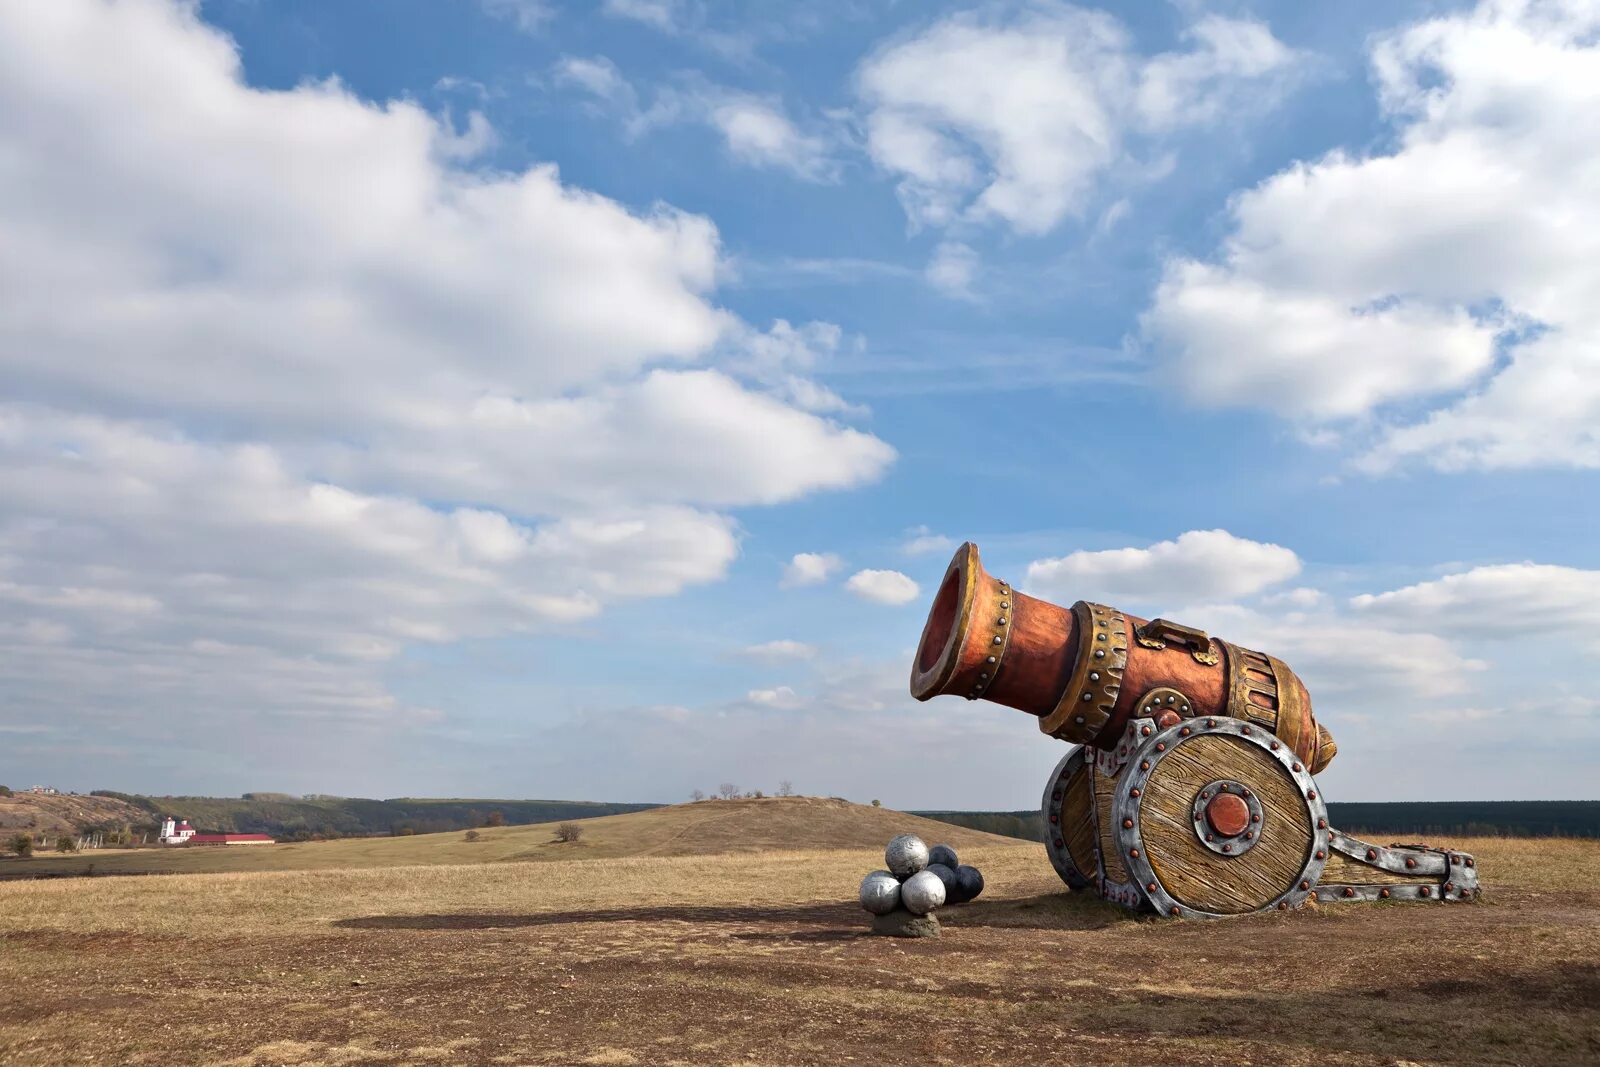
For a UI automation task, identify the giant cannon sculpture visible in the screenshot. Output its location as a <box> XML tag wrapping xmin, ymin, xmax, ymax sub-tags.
<box><xmin>910</xmin><ymin>542</ymin><xmax>1478</xmax><ymax>918</ymax></box>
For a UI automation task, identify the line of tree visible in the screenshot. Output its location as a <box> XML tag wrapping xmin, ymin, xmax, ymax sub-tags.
<box><xmin>689</xmin><ymin>780</ymin><xmax>796</xmax><ymax>802</ymax></box>
<box><xmin>915</xmin><ymin>800</ymin><xmax>1600</xmax><ymax>842</ymax></box>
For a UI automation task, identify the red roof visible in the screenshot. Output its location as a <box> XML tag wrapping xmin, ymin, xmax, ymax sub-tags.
<box><xmin>188</xmin><ymin>833</ymin><xmax>274</xmax><ymax>843</ymax></box>
<box><xmin>175</xmin><ymin>821</ymin><xmax>193</xmax><ymax>830</ymax></box>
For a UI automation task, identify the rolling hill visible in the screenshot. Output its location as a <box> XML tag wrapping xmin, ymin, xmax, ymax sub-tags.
<box><xmin>4</xmin><ymin>796</ymin><xmax>1022</xmax><ymax>878</ymax></box>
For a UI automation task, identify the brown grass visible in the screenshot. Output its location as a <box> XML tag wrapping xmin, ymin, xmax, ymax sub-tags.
<box><xmin>2</xmin><ymin>796</ymin><xmax>1018</xmax><ymax>878</ymax></box>
<box><xmin>1</xmin><ymin>832</ymin><xmax>1597</xmax><ymax>1066</ymax></box>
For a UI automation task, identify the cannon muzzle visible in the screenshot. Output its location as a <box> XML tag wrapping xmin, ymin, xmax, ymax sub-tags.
<box><xmin>910</xmin><ymin>542</ymin><xmax>1334</xmax><ymax>774</ymax></box>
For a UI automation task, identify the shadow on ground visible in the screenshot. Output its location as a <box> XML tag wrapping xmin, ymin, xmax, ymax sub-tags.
<box><xmin>333</xmin><ymin>892</ymin><xmax>1131</xmax><ymax>934</ymax></box>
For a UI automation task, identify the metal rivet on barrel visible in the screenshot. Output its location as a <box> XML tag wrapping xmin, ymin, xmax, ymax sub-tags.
<box><xmin>1049</xmin><ymin>814</ymin><xmax>1058</xmax><ymax>824</ymax></box>
<box><xmin>1445</xmin><ymin>883</ymin><xmax>1454</xmax><ymax>893</ymax></box>
<box><xmin>1170</xmin><ymin>906</ymin><xmax>1180</xmax><ymax>916</ymax></box>
<box><xmin>1405</xmin><ymin>858</ymin><xmax>1417</xmax><ymax>869</ymax></box>
<box><xmin>1242</xmin><ymin>726</ymin><xmax>1252</xmax><ymax>735</ymax></box>
<box><xmin>1251</xmin><ymin>814</ymin><xmax>1260</xmax><ymax>823</ymax></box>
<box><xmin>1315</xmin><ymin>850</ymin><xmax>1325</xmax><ymax>860</ymax></box>
<box><xmin>1141</xmin><ymin>726</ymin><xmax>1152</xmax><ymax>736</ymax></box>
<box><xmin>1180</xmin><ymin>727</ymin><xmax>1191</xmax><ymax>736</ymax></box>
<box><xmin>1307</xmin><ymin>789</ymin><xmax>1316</xmax><ymax>800</ymax></box>
<box><xmin>1466</xmin><ymin>858</ymin><xmax>1475</xmax><ymax>868</ymax></box>
<box><xmin>1380</xmin><ymin>888</ymin><xmax>1390</xmax><ymax>899</ymax></box>
<box><xmin>1366</xmin><ymin>849</ymin><xmax>1377</xmax><ymax>860</ymax></box>
<box><xmin>1123</xmin><ymin>819</ymin><xmax>1134</xmax><ymax>829</ymax></box>
<box><xmin>1000</xmin><ymin>601</ymin><xmax>1009</xmax><ymax>609</ymax></box>
<box><xmin>1270</xmin><ymin>741</ymin><xmax>1280</xmax><ymax>751</ymax></box>
<box><xmin>1207</xmin><ymin>719</ymin><xmax>1217</xmax><ymax>728</ymax></box>
<box><xmin>1244</xmin><ymin>831</ymin><xmax>1254</xmax><ymax>840</ymax></box>
<box><xmin>1129</xmin><ymin>848</ymin><xmax>1140</xmax><ymax>858</ymax></box>
<box><xmin>1156</xmin><ymin>743</ymin><xmax>1166</xmax><ymax>752</ymax></box>
<box><xmin>1147</xmin><ymin>882</ymin><xmax>1157</xmax><ymax>892</ymax></box>
<box><xmin>1343</xmin><ymin>888</ymin><xmax>1355</xmax><ymax>898</ymax></box>
<box><xmin>1277</xmin><ymin>902</ymin><xmax>1288</xmax><ymax>910</ymax></box>
<box><xmin>1300</xmin><ymin>881</ymin><xmax>1309</xmax><ymax>891</ymax></box>
<box><xmin>1221</xmin><ymin>843</ymin><xmax>1232</xmax><ymax>853</ymax></box>
<box><xmin>998</xmin><ymin>618</ymin><xmax>1007</xmax><ymax>626</ymax></box>
<box><xmin>1140</xmin><ymin>760</ymin><xmax>1150</xmax><ymax>771</ymax></box>
<box><xmin>1130</xmin><ymin>788</ymin><xmax>1141</xmax><ymax>798</ymax></box>
<box><xmin>1316</xmin><ymin>818</ymin><xmax>1326</xmax><ymax>829</ymax></box>
<box><xmin>1419</xmin><ymin>887</ymin><xmax>1431</xmax><ymax>898</ymax></box>
<box><xmin>1292</xmin><ymin>763</ymin><xmax>1302</xmax><ymax>772</ymax></box>
<box><xmin>993</xmin><ymin>636</ymin><xmax>1002</xmax><ymax>645</ymax></box>
<box><xmin>1451</xmin><ymin>856</ymin><xmax>1461</xmax><ymax>866</ymax></box>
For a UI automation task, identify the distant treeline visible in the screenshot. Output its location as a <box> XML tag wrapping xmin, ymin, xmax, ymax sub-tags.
<box><xmin>89</xmin><ymin>792</ymin><xmax>660</xmax><ymax>838</ymax></box>
<box><xmin>916</xmin><ymin>801</ymin><xmax>1600</xmax><ymax>842</ymax></box>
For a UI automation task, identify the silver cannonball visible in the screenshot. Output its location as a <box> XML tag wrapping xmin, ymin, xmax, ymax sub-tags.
<box><xmin>885</xmin><ymin>834</ymin><xmax>929</xmax><ymax>879</ymax></box>
<box><xmin>925</xmin><ymin>862</ymin><xmax>958</xmax><ymax>899</ymax></box>
<box><xmin>900</xmin><ymin>869</ymin><xmax>947</xmax><ymax>915</ymax></box>
<box><xmin>928</xmin><ymin>844</ymin><xmax>959</xmax><ymax>870</ymax></box>
<box><xmin>953</xmin><ymin>864</ymin><xmax>984</xmax><ymax>903</ymax></box>
<box><xmin>859</xmin><ymin>870</ymin><xmax>902</xmax><ymax>915</ymax></box>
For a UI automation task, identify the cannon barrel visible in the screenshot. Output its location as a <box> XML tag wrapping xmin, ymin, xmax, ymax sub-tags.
<box><xmin>910</xmin><ymin>542</ymin><xmax>1335</xmax><ymax>774</ymax></box>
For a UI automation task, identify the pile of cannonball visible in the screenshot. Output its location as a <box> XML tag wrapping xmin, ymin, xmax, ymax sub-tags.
<box><xmin>859</xmin><ymin>834</ymin><xmax>985</xmax><ymax>921</ymax></box>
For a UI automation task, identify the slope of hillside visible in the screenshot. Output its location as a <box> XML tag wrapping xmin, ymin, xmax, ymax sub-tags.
<box><xmin>0</xmin><ymin>792</ymin><xmax>149</xmax><ymax>840</ymax></box>
<box><xmin>88</xmin><ymin>791</ymin><xmax>660</xmax><ymax>837</ymax></box>
<box><xmin>6</xmin><ymin>796</ymin><xmax>1023</xmax><ymax>878</ymax></box>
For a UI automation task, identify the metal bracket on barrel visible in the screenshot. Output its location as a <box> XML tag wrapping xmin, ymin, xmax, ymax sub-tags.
<box><xmin>1134</xmin><ymin>618</ymin><xmax>1220</xmax><ymax>666</ymax></box>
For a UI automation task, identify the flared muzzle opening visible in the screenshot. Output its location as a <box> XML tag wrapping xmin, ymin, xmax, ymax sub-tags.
<box><xmin>909</xmin><ymin>542</ymin><xmax>980</xmax><ymax>701</ymax></box>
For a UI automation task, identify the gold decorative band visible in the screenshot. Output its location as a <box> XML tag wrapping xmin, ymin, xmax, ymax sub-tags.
<box><xmin>1039</xmin><ymin>601</ymin><xmax>1126</xmax><ymax>743</ymax></box>
<box><xmin>965</xmin><ymin>573</ymin><xmax>1014</xmax><ymax>701</ymax></box>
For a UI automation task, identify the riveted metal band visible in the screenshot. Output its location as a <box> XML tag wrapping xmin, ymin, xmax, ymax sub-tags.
<box><xmin>1039</xmin><ymin>602</ymin><xmax>1126</xmax><ymax>744</ymax></box>
<box><xmin>1114</xmin><ymin>717</ymin><xmax>1330</xmax><ymax>920</ymax></box>
<box><xmin>1190</xmin><ymin>779</ymin><xmax>1264</xmax><ymax>856</ymax></box>
<box><xmin>1040</xmin><ymin>746</ymin><xmax>1092</xmax><ymax>891</ymax></box>
<box><xmin>965</xmin><ymin>574</ymin><xmax>1014</xmax><ymax>701</ymax></box>
<box><xmin>1315</xmin><ymin>831</ymin><xmax>1480</xmax><ymax>904</ymax></box>
<box><xmin>1222</xmin><ymin>640</ymin><xmax>1278</xmax><ymax>730</ymax></box>
<box><xmin>1134</xmin><ymin>686</ymin><xmax>1193</xmax><ymax>722</ymax></box>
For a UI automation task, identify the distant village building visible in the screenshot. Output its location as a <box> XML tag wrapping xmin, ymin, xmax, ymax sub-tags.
<box><xmin>28</xmin><ymin>786</ymin><xmax>59</xmax><ymax>795</ymax></box>
<box><xmin>158</xmin><ymin>817</ymin><xmax>273</xmax><ymax>846</ymax></box>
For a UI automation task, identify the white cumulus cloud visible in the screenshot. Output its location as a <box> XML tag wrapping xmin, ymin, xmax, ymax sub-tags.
<box><xmin>1144</xmin><ymin>0</ymin><xmax>1600</xmax><ymax>472</ymax></box>
<box><xmin>856</xmin><ymin>4</ymin><xmax>1300</xmax><ymax>234</ymax></box>
<box><xmin>781</xmin><ymin>552</ymin><xmax>843</xmax><ymax>588</ymax></box>
<box><xmin>0</xmin><ymin>0</ymin><xmax>890</xmax><ymax>747</ymax></box>
<box><xmin>845</xmin><ymin>569</ymin><xmax>921</xmax><ymax>606</ymax></box>
<box><xmin>735</xmin><ymin>639</ymin><xmax>818</xmax><ymax>663</ymax></box>
<box><xmin>1026</xmin><ymin>529</ymin><xmax>1301</xmax><ymax>606</ymax></box>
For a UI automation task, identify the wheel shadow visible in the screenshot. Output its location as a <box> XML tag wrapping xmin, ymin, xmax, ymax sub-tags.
<box><xmin>333</xmin><ymin>902</ymin><xmax>858</xmax><ymax>931</ymax></box>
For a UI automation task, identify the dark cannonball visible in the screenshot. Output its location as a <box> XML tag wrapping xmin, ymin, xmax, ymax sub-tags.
<box><xmin>928</xmin><ymin>844</ymin><xmax>959</xmax><ymax>870</ymax></box>
<box><xmin>924</xmin><ymin>862</ymin><xmax>958</xmax><ymax>899</ymax></box>
<box><xmin>952</xmin><ymin>864</ymin><xmax>985</xmax><ymax>903</ymax></box>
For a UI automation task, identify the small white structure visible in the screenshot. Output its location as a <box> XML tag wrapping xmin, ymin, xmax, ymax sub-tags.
<box><xmin>159</xmin><ymin>817</ymin><xmax>196</xmax><ymax>845</ymax></box>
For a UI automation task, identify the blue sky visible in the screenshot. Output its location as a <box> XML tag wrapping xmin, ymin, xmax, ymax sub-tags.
<box><xmin>1</xmin><ymin>0</ymin><xmax>1597</xmax><ymax>808</ymax></box>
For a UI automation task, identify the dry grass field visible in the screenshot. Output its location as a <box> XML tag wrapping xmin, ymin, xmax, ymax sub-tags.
<box><xmin>2</xmin><ymin>797</ymin><xmax>1012</xmax><ymax>877</ymax></box>
<box><xmin>1</xmin><ymin>802</ymin><xmax>1597</xmax><ymax>1066</ymax></box>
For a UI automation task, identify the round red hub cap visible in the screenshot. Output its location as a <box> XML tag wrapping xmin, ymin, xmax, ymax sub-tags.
<box><xmin>1205</xmin><ymin>793</ymin><xmax>1251</xmax><ymax>838</ymax></box>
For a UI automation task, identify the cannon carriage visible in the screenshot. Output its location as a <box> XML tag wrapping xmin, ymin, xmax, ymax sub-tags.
<box><xmin>910</xmin><ymin>542</ymin><xmax>1478</xmax><ymax>918</ymax></box>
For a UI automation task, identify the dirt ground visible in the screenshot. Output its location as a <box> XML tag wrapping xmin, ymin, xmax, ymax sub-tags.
<box><xmin>1</xmin><ymin>837</ymin><xmax>1597</xmax><ymax>1066</ymax></box>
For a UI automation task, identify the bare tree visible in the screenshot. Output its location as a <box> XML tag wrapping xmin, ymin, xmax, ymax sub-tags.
<box><xmin>718</xmin><ymin>782</ymin><xmax>739</xmax><ymax>800</ymax></box>
<box><xmin>777</xmin><ymin>780</ymin><xmax>794</xmax><ymax>797</ymax></box>
<box><xmin>554</xmin><ymin>822</ymin><xmax>584</xmax><ymax>843</ymax></box>
<box><xmin>690</xmin><ymin>789</ymin><xmax>705</xmax><ymax>802</ymax></box>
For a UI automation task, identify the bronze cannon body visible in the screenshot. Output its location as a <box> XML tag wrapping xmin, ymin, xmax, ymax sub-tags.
<box><xmin>910</xmin><ymin>542</ymin><xmax>1477</xmax><ymax>918</ymax></box>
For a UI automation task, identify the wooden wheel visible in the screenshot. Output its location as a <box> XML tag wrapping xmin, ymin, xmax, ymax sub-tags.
<box><xmin>1041</xmin><ymin>746</ymin><xmax>1095</xmax><ymax>890</ymax></box>
<box><xmin>1114</xmin><ymin>718</ymin><xmax>1329</xmax><ymax>917</ymax></box>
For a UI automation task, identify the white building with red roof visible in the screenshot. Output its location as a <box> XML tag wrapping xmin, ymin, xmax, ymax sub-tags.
<box><xmin>159</xmin><ymin>817</ymin><xmax>273</xmax><ymax>846</ymax></box>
